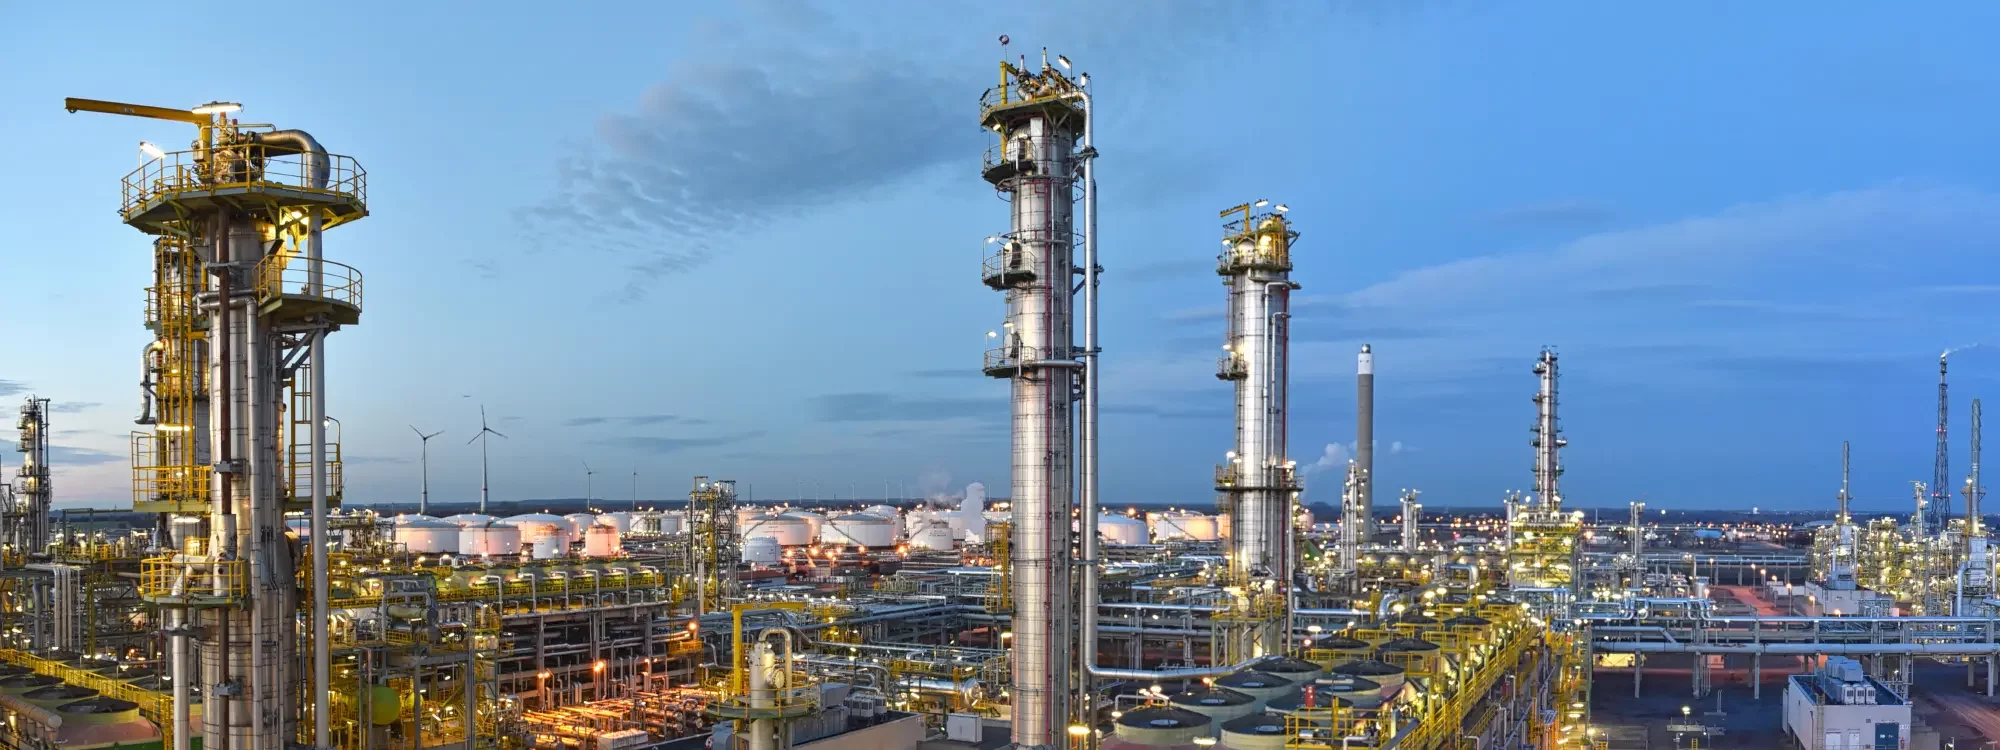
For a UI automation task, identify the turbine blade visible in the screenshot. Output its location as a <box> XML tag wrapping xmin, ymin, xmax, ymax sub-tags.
<box><xmin>466</xmin><ymin>432</ymin><xmax>483</xmax><ymax>445</ymax></box>
<box><xmin>491</xmin><ymin>429</ymin><xmax>509</xmax><ymax>440</ymax></box>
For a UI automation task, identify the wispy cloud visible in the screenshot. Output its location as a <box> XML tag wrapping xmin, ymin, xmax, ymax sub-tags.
<box><xmin>594</xmin><ymin>431</ymin><xmax>766</xmax><ymax>453</ymax></box>
<box><xmin>0</xmin><ymin>380</ymin><xmax>25</xmax><ymax>398</ymax></box>
<box><xmin>808</xmin><ymin>393</ymin><xmax>1000</xmax><ymax>423</ymax></box>
<box><xmin>49</xmin><ymin>402</ymin><xmax>99</xmax><ymax>414</ymax></box>
<box><xmin>906</xmin><ymin>368</ymin><xmax>984</xmax><ymax>380</ymax></box>
<box><xmin>1124</xmin><ymin>258</ymin><xmax>1214</xmax><ymax>284</ymax></box>
<box><xmin>48</xmin><ymin>446</ymin><xmax>120</xmax><ymax>466</ymax></box>
<box><xmin>564</xmin><ymin>414</ymin><xmax>709</xmax><ymax>428</ymax></box>
<box><xmin>1477</xmin><ymin>198</ymin><xmax>1615</xmax><ymax>226</ymax></box>
<box><xmin>345</xmin><ymin>455</ymin><xmax>414</xmax><ymax>465</ymax></box>
<box><xmin>1102</xmin><ymin>402</ymin><xmax>1231</xmax><ymax>420</ymax></box>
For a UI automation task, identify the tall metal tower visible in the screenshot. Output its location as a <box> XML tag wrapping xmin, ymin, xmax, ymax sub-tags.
<box><xmin>1933</xmin><ymin>353</ymin><xmax>1952</xmax><ymax>530</ymax></box>
<box><xmin>11</xmin><ymin>396</ymin><xmax>51</xmax><ymax>552</ymax></box>
<box><xmin>978</xmin><ymin>49</ymin><xmax>1087</xmax><ymax>750</ymax></box>
<box><xmin>1509</xmin><ymin>349</ymin><xmax>1582</xmax><ymax>605</ymax></box>
<box><xmin>1357</xmin><ymin>345</ymin><xmax>1375</xmax><ymax>535</ymax></box>
<box><xmin>1532</xmin><ymin>349</ymin><xmax>1565</xmax><ymax>507</ymax></box>
<box><xmin>69</xmin><ymin>96</ymin><xmax>364</xmax><ymax>750</ymax></box>
<box><xmin>1213</xmin><ymin>199</ymin><xmax>1299</xmax><ymax>659</ymax></box>
<box><xmin>1961</xmin><ymin>399</ymin><xmax>1988</xmax><ymax>607</ymax></box>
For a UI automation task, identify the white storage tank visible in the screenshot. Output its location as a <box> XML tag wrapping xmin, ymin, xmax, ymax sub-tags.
<box><xmin>1218</xmin><ymin>713</ymin><xmax>1289</xmax><ymax>750</ymax></box>
<box><xmin>864</xmin><ymin>504</ymin><xmax>900</xmax><ymax>518</ymax></box>
<box><xmin>460</xmin><ymin>524</ymin><xmax>522</xmax><ymax>557</ymax></box>
<box><xmin>598</xmin><ymin>512</ymin><xmax>636</xmax><ymax>534</ymax></box>
<box><xmin>1151</xmin><ymin>512</ymin><xmax>1220</xmax><ymax>542</ymax></box>
<box><xmin>741</xmin><ymin>514</ymin><xmax>813</xmax><ymax>546</ymax></box>
<box><xmin>394</xmin><ymin>517</ymin><xmax>461</xmax><ymax>554</ymax></box>
<box><xmin>657</xmin><ymin>513</ymin><xmax>685</xmax><ymax>535</ymax></box>
<box><xmin>501</xmin><ymin>514</ymin><xmax>576</xmax><ymax>544</ymax></box>
<box><xmin>824</xmin><ymin>512</ymin><xmax>896</xmax><ymax>548</ymax></box>
<box><xmin>909</xmin><ymin>523</ymin><xmax>955</xmax><ymax>551</ymax></box>
<box><xmin>1214</xmin><ymin>671</ymin><xmax>1294</xmax><ymax>707</ymax></box>
<box><xmin>1168</xmin><ymin>686</ymin><xmax>1256</xmax><ymax>724</ymax></box>
<box><xmin>734</xmin><ymin>507</ymin><xmax>766</xmax><ymax>533</ymax></box>
<box><xmin>743</xmin><ymin>537</ymin><xmax>781</xmax><ymax>565</ymax></box>
<box><xmin>1112</xmin><ymin>706</ymin><xmax>1212</xmax><ymax>746</ymax></box>
<box><xmin>564</xmin><ymin>513</ymin><xmax>600</xmax><ymax>533</ymax></box>
<box><xmin>530</xmin><ymin>534</ymin><xmax>569</xmax><ymax>560</ymax></box>
<box><xmin>441</xmin><ymin>513</ymin><xmax>498</xmax><ymax>527</ymax></box>
<box><xmin>583</xmin><ymin>525</ymin><xmax>622</xmax><ymax>558</ymax></box>
<box><xmin>787</xmin><ymin>511</ymin><xmax>826</xmax><ymax>540</ymax></box>
<box><xmin>1099</xmin><ymin>513</ymin><xmax>1148</xmax><ymax>546</ymax></box>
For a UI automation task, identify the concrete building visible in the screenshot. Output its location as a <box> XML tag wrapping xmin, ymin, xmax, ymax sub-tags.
<box><xmin>1783</xmin><ymin>657</ymin><xmax>1909</xmax><ymax>750</ymax></box>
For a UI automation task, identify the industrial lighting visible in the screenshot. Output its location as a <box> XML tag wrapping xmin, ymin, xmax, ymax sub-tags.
<box><xmin>1078</xmin><ymin>73</ymin><xmax>1089</xmax><ymax>87</ymax></box>
<box><xmin>1066</xmin><ymin>725</ymin><xmax>1088</xmax><ymax>738</ymax></box>
<box><xmin>1193</xmin><ymin>738</ymin><xmax>1217</xmax><ymax>747</ymax></box>
<box><xmin>1275</xmin><ymin>204</ymin><xmax>1289</xmax><ymax>213</ymax></box>
<box><xmin>1253</xmin><ymin>199</ymin><xmax>1270</xmax><ymax>208</ymax></box>
<box><xmin>138</xmin><ymin>141</ymin><xmax>165</xmax><ymax>159</ymax></box>
<box><xmin>1056</xmin><ymin>55</ymin><xmax>1071</xmax><ymax>70</ymax></box>
<box><xmin>192</xmin><ymin>101</ymin><xmax>242</xmax><ymax>115</ymax></box>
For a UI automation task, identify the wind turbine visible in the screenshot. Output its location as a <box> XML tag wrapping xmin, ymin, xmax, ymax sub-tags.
<box><xmin>410</xmin><ymin>425</ymin><xmax>444</xmax><ymax>515</ymax></box>
<box><xmin>583</xmin><ymin>460</ymin><xmax>596</xmax><ymax>510</ymax></box>
<box><xmin>467</xmin><ymin>406</ymin><xmax>507</xmax><ymax>514</ymax></box>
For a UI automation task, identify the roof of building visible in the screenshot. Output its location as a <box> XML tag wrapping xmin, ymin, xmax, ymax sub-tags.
<box><xmin>1788</xmin><ymin>674</ymin><xmax>1905</xmax><ymax>706</ymax></box>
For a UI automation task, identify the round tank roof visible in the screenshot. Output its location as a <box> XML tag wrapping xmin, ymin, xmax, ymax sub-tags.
<box><xmin>1445</xmin><ymin>614</ymin><xmax>1491</xmax><ymax>627</ymax></box>
<box><xmin>56</xmin><ymin>696</ymin><xmax>140</xmax><ymax>714</ymax></box>
<box><xmin>1378</xmin><ymin>637</ymin><xmax>1440</xmax><ymax>653</ymax></box>
<box><xmin>1329</xmin><ymin>660</ymin><xmax>1403</xmax><ymax>678</ymax></box>
<box><xmin>1114</xmin><ymin>705</ymin><xmax>1212</xmax><ymax>731</ymax></box>
<box><xmin>1312</xmin><ymin>636</ymin><xmax>1369</xmax><ymax>650</ymax></box>
<box><xmin>1220</xmin><ymin>713</ymin><xmax>1289</xmax><ymax>735</ymax></box>
<box><xmin>1168</xmin><ymin>686</ymin><xmax>1254</xmax><ymax>707</ymax></box>
<box><xmin>1251</xmin><ymin>656</ymin><xmax>1322</xmax><ymax>675</ymax></box>
<box><xmin>395</xmin><ymin>517</ymin><xmax>458</xmax><ymax>529</ymax></box>
<box><xmin>1215</xmin><ymin>671</ymin><xmax>1292</xmax><ymax>691</ymax></box>
<box><xmin>1268</xmin><ymin>691</ymin><xmax>1354</xmax><ymax>711</ymax></box>
<box><xmin>1399</xmin><ymin>613</ymin><xmax>1437</xmax><ymax>625</ymax></box>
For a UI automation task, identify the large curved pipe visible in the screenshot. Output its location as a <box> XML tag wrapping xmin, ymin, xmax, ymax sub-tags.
<box><xmin>138</xmin><ymin>341</ymin><xmax>164</xmax><ymax>424</ymax></box>
<box><xmin>251</xmin><ymin>130</ymin><xmax>328</xmax><ymax>189</ymax></box>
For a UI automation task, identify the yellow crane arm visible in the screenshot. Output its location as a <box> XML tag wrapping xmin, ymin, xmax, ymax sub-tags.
<box><xmin>63</xmin><ymin>97</ymin><xmax>208</xmax><ymax>125</ymax></box>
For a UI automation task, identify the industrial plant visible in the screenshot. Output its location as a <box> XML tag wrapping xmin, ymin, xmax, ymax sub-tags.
<box><xmin>0</xmin><ymin>42</ymin><xmax>1990</xmax><ymax>750</ymax></box>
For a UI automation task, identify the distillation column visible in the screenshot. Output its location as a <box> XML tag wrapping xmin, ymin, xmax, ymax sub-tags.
<box><xmin>1356</xmin><ymin>345</ymin><xmax>1374</xmax><ymax>538</ymax></box>
<box><xmin>1400</xmin><ymin>489</ymin><xmax>1421</xmax><ymax>552</ymax></box>
<box><xmin>979</xmin><ymin>54</ymin><xmax>1085</xmax><ymax>750</ymax></box>
<box><xmin>1962</xmin><ymin>400</ymin><xmax>1988</xmax><ymax>609</ymax></box>
<box><xmin>12</xmin><ymin>397</ymin><xmax>50</xmax><ymax>552</ymax></box>
<box><xmin>70</xmin><ymin>98</ymin><xmax>366</xmax><ymax>750</ymax></box>
<box><xmin>1213</xmin><ymin>201</ymin><xmax>1299</xmax><ymax>658</ymax></box>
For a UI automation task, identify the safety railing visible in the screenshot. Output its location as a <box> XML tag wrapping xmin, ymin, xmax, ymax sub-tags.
<box><xmin>1216</xmin><ymin>354</ymin><xmax>1247</xmax><ymax>380</ymax></box>
<box><xmin>121</xmin><ymin>145</ymin><xmax>367</xmax><ymax>216</ymax></box>
<box><xmin>982</xmin><ymin>345</ymin><xmax>1048</xmax><ymax>376</ymax></box>
<box><xmin>131</xmin><ymin>433</ymin><xmax>212</xmax><ymax>512</ymax></box>
<box><xmin>286</xmin><ymin>441</ymin><xmax>345</xmax><ymax>505</ymax></box>
<box><xmin>978</xmin><ymin>71</ymin><xmax>1084</xmax><ymax>124</ymax></box>
<box><xmin>0</xmin><ymin>650</ymin><xmax>173</xmax><ymax>750</ymax></box>
<box><xmin>1216</xmin><ymin>237</ymin><xmax>1292</xmax><ymax>273</ymax></box>
<box><xmin>139</xmin><ymin>556</ymin><xmax>247</xmax><ymax>602</ymax></box>
<box><xmin>256</xmin><ymin>254</ymin><xmax>364</xmax><ymax>313</ymax></box>
<box><xmin>981</xmin><ymin>244</ymin><xmax>1039</xmax><ymax>289</ymax></box>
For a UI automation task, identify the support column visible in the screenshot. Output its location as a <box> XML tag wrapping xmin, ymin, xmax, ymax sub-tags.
<box><xmin>1751</xmin><ymin>654</ymin><xmax>1761</xmax><ymax>700</ymax></box>
<box><xmin>1988</xmin><ymin>656</ymin><xmax>1996</xmax><ymax>698</ymax></box>
<box><xmin>1633</xmin><ymin>654</ymin><xmax>1643</xmax><ymax>698</ymax></box>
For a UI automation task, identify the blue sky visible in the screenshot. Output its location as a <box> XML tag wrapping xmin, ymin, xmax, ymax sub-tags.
<box><xmin>3</xmin><ymin>1</ymin><xmax>1998</xmax><ymax>512</ymax></box>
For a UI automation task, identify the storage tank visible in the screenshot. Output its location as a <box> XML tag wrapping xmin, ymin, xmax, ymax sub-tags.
<box><xmin>1277</xmin><ymin>675</ymin><xmax>1384</xmax><ymax>710</ymax></box>
<box><xmin>1099</xmin><ymin>513</ymin><xmax>1149</xmax><ymax>546</ymax></box>
<box><xmin>1112</xmin><ymin>705</ymin><xmax>1212</xmax><ymax>746</ymax></box>
<box><xmin>583</xmin><ymin>525</ymin><xmax>623</xmax><ymax>558</ymax></box>
<box><xmin>1250</xmin><ymin>655</ymin><xmax>1323</xmax><ymax>685</ymax></box>
<box><xmin>909</xmin><ymin>523</ymin><xmax>955</xmax><ymax>551</ymax></box>
<box><xmin>864</xmin><ymin>504</ymin><xmax>900</xmax><ymax>518</ymax></box>
<box><xmin>1152</xmin><ymin>512</ymin><xmax>1220</xmax><ymax>542</ymax></box>
<box><xmin>53</xmin><ymin>697</ymin><xmax>162</xmax><ymax>748</ymax></box>
<box><xmin>823</xmin><ymin>512</ymin><xmax>896</xmax><ymax>548</ymax></box>
<box><xmin>1168</xmin><ymin>686</ymin><xmax>1256</xmax><ymax>724</ymax></box>
<box><xmin>22</xmin><ymin>684</ymin><xmax>97</xmax><ymax>710</ymax></box>
<box><xmin>1214</xmin><ymin>671</ymin><xmax>1294</xmax><ymax>707</ymax></box>
<box><xmin>530</xmin><ymin>534</ymin><xmax>570</xmax><ymax>560</ymax></box>
<box><xmin>1218</xmin><ymin>713</ymin><xmax>1289</xmax><ymax>750</ymax></box>
<box><xmin>734</xmin><ymin>507</ymin><xmax>766</xmax><ymax>533</ymax></box>
<box><xmin>394</xmin><ymin>517</ymin><xmax>461</xmax><ymax>554</ymax></box>
<box><xmin>743</xmin><ymin>537</ymin><xmax>781</xmax><ymax>565</ymax></box>
<box><xmin>741</xmin><ymin>514</ymin><xmax>813</xmax><ymax>547</ymax></box>
<box><xmin>1216</xmin><ymin>512</ymin><xmax>1231</xmax><ymax>540</ymax></box>
<box><xmin>1328</xmin><ymin>660</ymin><xmax>1405</xmax><ymax>700</ymax></box>
<box><xmin>598</xmin><ymin>512</ymin><xmax>637</xmax><ymax>534</ymax></box>
<box><xmin>788</xmin><ymin>511</ymin><xmax>826</xmax><ymax>540</ymax></box>
<box><xmin>460</xmin><ymin>523</ymin><xmax>523</xmax><ymax>557</ymax></box>
<box><xmin>392</xmin><ymin>513</ymin><xmax>443</xmax><ymax>525</ymax></box>
<box><xmin>564</xmin><ymin>513</ymin><xmax>600</xmax><ymax>533</ymax></box>
<box><xmin>0</xmin><ymin>675</ymin><xmax>62</xmax><ymax>695</ymax></box>
<box><xmin>441</xmin><ymin>513</ymin><xmax>499</xmax><ymax>527</ymax></box>
<box><xmin>657</xmin><ymin>513</ymin><xmax>685</xmax><ymax>535</ymax></box>
<box><xmin>501</xmin><ymin>514</ymin><xmax>576</xmax><ymax>544</ymax></box>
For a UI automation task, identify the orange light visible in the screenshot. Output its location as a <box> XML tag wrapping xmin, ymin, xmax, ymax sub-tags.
<box><xmin>593</xmin><ymin>660</ymin><xmax>607</xmax><ymax>672</ymax></box>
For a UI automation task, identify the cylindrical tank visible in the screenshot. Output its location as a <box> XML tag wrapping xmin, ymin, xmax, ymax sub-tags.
<box><xmin>1099</xmin><ymin>513</ymin><xmax>1148</xmax><ymax>545</ymax></box>
<box><xmin>583</xmin><ymin>525</ymin><xmax>622</xmax><ymax>557</ymax></box>
<box><xmin>824</xmin><ymin>512</ymin><xmax>896</xmax><ymax>548</ymax></box>
<box><xmin>1113</xmin><ymin>705</ymin><xmax>1212</xmax><ymax>746</ymax></box>
<box><xmin>530</xmin><ymin>534</ymin><xmax>569</xmax><ymax>560</ymax></box>
<box><xmin>1214</xmin><ymin>671</ymin><xmax>1294</xmax><ymax>707</ymax></box>
<box><xmin>863</xmin><ymin>504</ymin><xmax>900</xmax><ymax>518</ymax></box>
<box><xmin>1251</xmin><ymin>656</ymin><xmax>1323</xmax><ymax>685</ymax></box>
<box><xmin>563</xmin><ymin>513</ymin><xmax>599</xmax><ymax>532</ymax></box>
<box><xmin>1151</xmin><ymin>512</ymin><xmax>1220</xmax><ymax>542</ymax></box>
<box><xmin>0</xmin><ymin>675</ymin><xmax>62</xmax><ymax>695</ymax></box>
<box><xmin>741</xmin><ymin>514</ymin><xmax>813</xmax><ymax>546</ymax></box>
<box><xmin>910</xmin><ymin>523</ymin><xmax>955</xmax><ymax>551</ymax></box>
<box><xmin>743</xmin><ymin>537</ymin><xmax>781</xmax><ymax>565</ymax></box>
<box><xmin>598</xmin><ymin>512</ymin><xmax>636</xmax><ymax>534</ymax></box>
<box><xmin>1328</xmin><ymin>660</ymin><xmax>1406</xmax><ymax>700</ymax></box>
<box><xmin>394</xmin><ymin>517</ymin><xmax>461</xmax><ymax>554</ymax></box>
<box><xmin>734</xmin><ymin>507</ymin><xmax>765</xmax><ymax>533</ymax></box>
<box><xmin>52</xmin><ymin>696</ymin><xmax>161</xmax><ymax>748</ymax></box>
<box><xmin>392</xmin><ymin>513</ymin><xmax>443</xmax><ymax>524</ymax></box>
<box><xmin>441</xmin><ymin>513</ymin><xmax>498</xmax><ymax>527</ymax></box>
<box><xmin>21</xmin><ymin>684</ymin><xmax>97</xmax><ymax>709</ymax></box>
<box><xmin>460</xmin><ymin>523</ymin><xmax>523</xmax><ymax>557</ymax></box>
<box><xmin>501</xmin><ymin>514</ymin><xmax>575</xmax><ymax>544</ymax></box>
<box><xmin>1168</xmin><ymin>686</ymin><xmax>1256</xmax><ymax>724</ymax></box>
<box><xmin>788</xmin><ymin>511</ymin><xmax>825</xmax><ymax>540</ymax></box>
<box><xmin>1218</xmin><ymin>713</ymin><xmax>1290</xmax><ymax>750</ymax></box>
<box><xmin>1278</xmin><ymin>675</ymin><xmax>1385</xmax><ymax>710</ymax></box>
<box><xmin>657</xmin><ymin>513</ymin><xmax>685</xmax><ymax>534</ymax></box>
<box><xmin>1217</xmin><ymin>512</ymin><xmax>1231</xmax><ymax>540</ymax></box>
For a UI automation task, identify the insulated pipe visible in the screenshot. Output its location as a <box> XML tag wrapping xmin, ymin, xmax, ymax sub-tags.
<box><xmin>242</xmin><ymin>296</ymin><xmax>265</xmax><ymax>750</ymax></box>
<box><xmin>138</xmin><ymin>341</ymin><xmax>164</xmax><ymax>424</ymax></box>
<box><xmin>1076</xmin><ymin>83</ymin><xmax>1101</xmax><ymax>732</ymax></box>
<box><xmin>171</xmin><ymin>607</ymin><xmax>189</xmax><ymax>750</ymax></box>
<box><xmin>251</xmin><ymin>130</ymin><xmax>328</xmax><ymax>190</ymax></box>
<box><xmin>207</xmin><ymin>210</ymin><xmax>234</xmax><ymax>750</ymax></box>
<box><xmin>311</xmin><ymin>327</ymin><xmax>329</xmax><ymax>749</ymax></box>
<box><xmin>1597</xmin><ymin>641</ymin><xmax>2000</xmax><ymax>655</ymax></box>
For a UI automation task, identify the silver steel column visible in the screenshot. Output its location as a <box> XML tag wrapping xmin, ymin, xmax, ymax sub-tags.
<box><xmin>1532</xmin><ymin>349</ymin><xmax>1563</xmax><ymax>507</ymax></box>
<box><xmin>1076</xmin><ymin>82</ymin><xmax>1100</xmax><ymax>733</ymax></box>
<box><xmin>981</xmin><ymin>57</ymin><xmax>1083</xmax><ymax>750</ymax></box>
<box><xmin>309</xmin><ymin>206</ymin><xmax>331</xmax><ymax>750</ymax></box>
<box><xmin>1400</xmin><ymin>489</ymin><xmax>1421</xmax><ymax>552</ymax></box>
<box><xmin>1357</xmin><ymin>345</ymin><xmax>1374</xmax><ymax>534</ymax></box>
<box><xmin>1216</xmin><ymin>206</ymin><xmax>1298</xmax><ymax>611</ymax></box>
